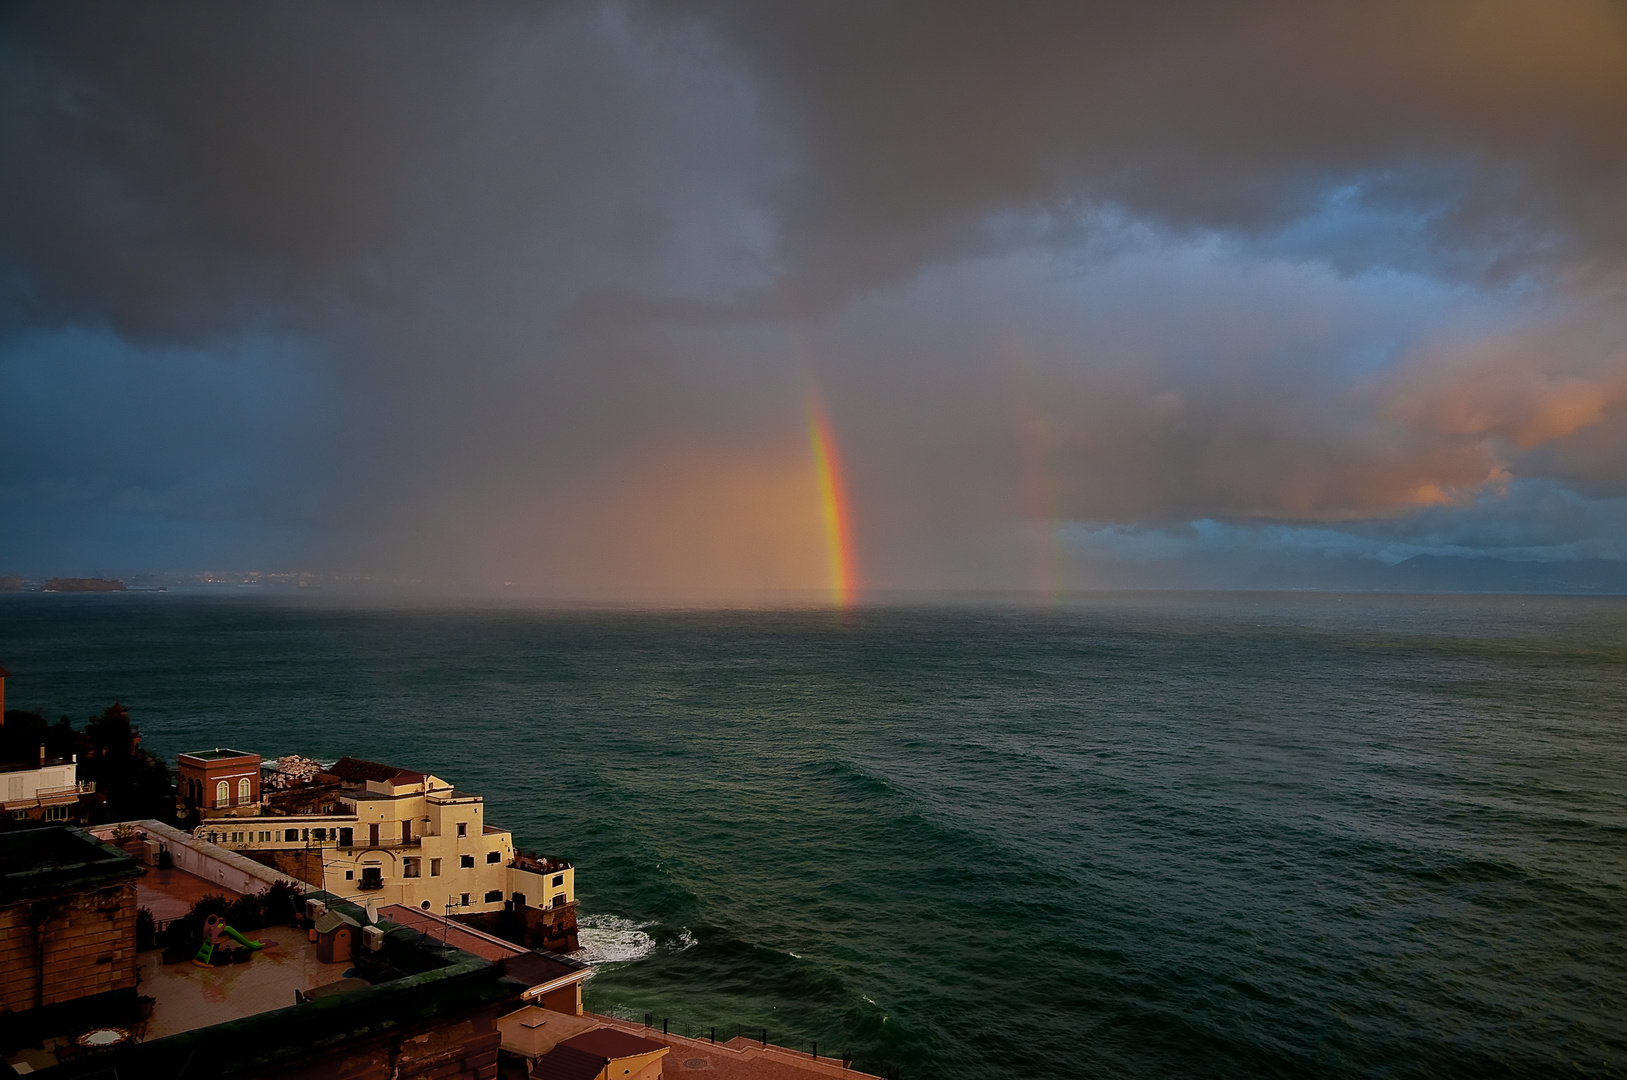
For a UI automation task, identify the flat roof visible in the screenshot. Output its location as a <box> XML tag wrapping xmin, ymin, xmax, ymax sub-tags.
<box><xmin>0</xmin><ymin>826</ymin><xmax>142</xmax><ymax>904</ymax></box>
<box><xmin>179</xmin><ymin>748</ymin><xmax>260</xmax><ymax>762</ymax></box>
<box><xmin>0</xmin><ymin>755</ymin><xmax>74</xmax><ymax>774</ymax></box>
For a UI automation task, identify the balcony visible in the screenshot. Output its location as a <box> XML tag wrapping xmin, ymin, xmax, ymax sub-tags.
<box><xmin>36</xmin><ymin>781</ymin><xmax>95</xmax><ymax>798</ymax></box>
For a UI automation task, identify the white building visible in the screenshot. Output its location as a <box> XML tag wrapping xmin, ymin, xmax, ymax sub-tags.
<box><xmin>2</xmin><ymin>752</ymin><xmax>94</xmax><ymax>823</ymax></box>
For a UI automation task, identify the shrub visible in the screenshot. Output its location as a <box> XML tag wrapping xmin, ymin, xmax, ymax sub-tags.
<box><xmin>260</xmin><ymin>879</ymin><xmax>303</xmax><ymax>926</ymax></box>
<box><xmin>136</xmin><ymin>906</ymin><xmax>156</xmax><ymax>951</ymax></box>
<box><xmin>226</xmin><ymin>893</ymin><xmax>265</xmax><ymax>931</ymax></box>
<box><xmin>164</xmin><ymin>892</ymin><xmax>232</xmax><ymax>946</ymax></box>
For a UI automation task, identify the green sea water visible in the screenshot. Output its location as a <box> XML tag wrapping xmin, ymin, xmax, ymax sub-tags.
<box><xmin>2</xmin><ymin>591</ymin><xmax>1625</xmax><ymax>1078</ymax></box>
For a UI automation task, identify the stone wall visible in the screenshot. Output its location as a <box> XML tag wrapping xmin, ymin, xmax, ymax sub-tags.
<box><xmin>0</xmin><ymin>877</ymin><xmax>138</xmax><ymax>1014</ymax></box>
<box><xmin>243</xmin><ymin>846</ymin><xmax>326</xmax><ymax>886</ymax></box>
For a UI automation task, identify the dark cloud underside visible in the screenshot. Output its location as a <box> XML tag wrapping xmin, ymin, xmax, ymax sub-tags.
<box><xmin>2</xmin><ymin>2</ymin><xmax>1625</xmax><ymax>594</ymax></box>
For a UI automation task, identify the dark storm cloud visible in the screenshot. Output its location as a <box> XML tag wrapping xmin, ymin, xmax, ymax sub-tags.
<box><xmin>699</xmin><ymin>0</ymin><xmax>1627</xmax><ymax>302</ymax></box>
<box><xmin>2</xmin><ymin>1</ymin><xmax>1625</xmax><ymax>591</ymax></box>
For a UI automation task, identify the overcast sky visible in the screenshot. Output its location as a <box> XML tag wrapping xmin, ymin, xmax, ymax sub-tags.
<box><xmin>3</xmin><ymin>1</ymin><xmax>1625</xmax><ymax>599</ymax></box>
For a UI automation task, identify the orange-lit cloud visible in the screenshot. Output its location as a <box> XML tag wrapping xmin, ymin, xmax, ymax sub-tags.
<box><xmin>1395</xmin><ymin>365</ymin><xmax>1627</xmax><ymax>449</ymax></box>
<box><xmin>469</xmin><ymin>443</ymin><xmax>832</xmax><ymax>602</ymax></box>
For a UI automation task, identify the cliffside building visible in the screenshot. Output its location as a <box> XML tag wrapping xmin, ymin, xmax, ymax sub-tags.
<box><xmin>183</xmin><ymin>753</ymin><xmax>578</xmax><ymax>951</ymax></box>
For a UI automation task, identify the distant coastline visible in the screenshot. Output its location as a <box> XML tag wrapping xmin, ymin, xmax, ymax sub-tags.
<box><xmin>41</xmin><ymin>577</ymin><xmax>126</xmax><ymax>593</ymax></box>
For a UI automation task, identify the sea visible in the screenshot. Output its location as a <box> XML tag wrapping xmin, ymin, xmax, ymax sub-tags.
<box><xmin>2</xmin><ymin>590</ymin><xmax>1624</xmax><ymax>1079</ymax></box>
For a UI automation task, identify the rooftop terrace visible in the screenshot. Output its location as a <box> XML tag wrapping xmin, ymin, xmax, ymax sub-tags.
<box><xmin>139</xmin><ymin>919</ymin><xmax>356</xmax><ymax>1040</ymax></box>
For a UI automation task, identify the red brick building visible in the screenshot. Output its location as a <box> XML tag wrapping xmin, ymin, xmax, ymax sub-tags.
<box><xmin>177</xmin><ymin>748</ymin><xmax>262</xmax><ymax>819</ymax></box>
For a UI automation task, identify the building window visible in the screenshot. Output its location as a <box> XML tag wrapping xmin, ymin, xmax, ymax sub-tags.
<box><xmin>403</xmin><ymin>858</ymin><xmax>421</xmax><ymax>878</ymax></box>
<box><xmin>430</xmin><ymin>858</ymin><xmax>442</xmax><ymax>877</ymax></box>
<box><xmin>45</xmin><ymin>804</ymin><xmax>70</xmax><ymax>821</ymax></box>
<box><xmin>484</xmin><ymin>890</ymin><xmax>502</xmax><ymax>903</ymax></box>
<box><xmin>231</xmin><ymin>831</ymin><xmax>243</xmax><ymax>843</ymax></box>
<box><xmin>216</xmin><ymin>780</ymin><xmax>230</xmax><ymax>807</ymax></box>
<box><xmin>238</xmin><ymin>777</ymin><xmax>251</xmax><ymax>805</ymax></box>
<box><xmin>457</xmin><ymin>822</ymin><xmax>467</xmax><ymax>837</ymax></box>
<box><xmin>486</xmin><ymin>851</ymin><xmax>501</xmax><ymax>864</ymax></box>
<box><xmin>338</xmin><ymin>827</ymin><xmax>353</xmax><ymax>847</ymax></box>
<box><xmin>360</xmin><ymin>866</ymin><xmax>383</xmax><ymax>891</ymax></box>
<box><xmin>552</xmin><ymin>874</ymin><xmax>564</xmax><ymax>887</ymax></box>
<box><xmin>302</xmin><ymin>829</ymin><xmax>310</xmax><ymax>842</ymax></box>
<box><xmin>285</xmin><ymin>829</ymin><xmax>299</xmax><ymax>842</ymax></box>
<box><xmin>460</xmin><ymin>855</ymin><xmax>475</xmax><ymax>869</ymax></box>
<box><xmin>551</xmin><ymin>894</ymin><xmax>566</xmax><ymax>908</ymax></box>
<box><xmin>260</xmin><ymin>831</ymin><xmax>271</xmax><ymax>842</ymax></box>
<box><xmin>460</xmin><ymin>893</ymin><xmax>470</xmax><ymax>906</ymax></box>
<box><xmin>313</xmin><ymin>828</ymin><xmax>326</xmax><ymax>842</ymax></box>
<box><xmin>345</xmin><ymin>870</ymin><xmax>354</xmax><ymax>880</ymax></box>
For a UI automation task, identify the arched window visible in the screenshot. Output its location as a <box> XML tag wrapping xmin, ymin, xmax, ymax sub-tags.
<box><xmin>216</xmin><ymin>780</ymin><xmax>229</xmax><ymax>807</ymax></box>
<box><xmin>238</xmin><ymin>777</ymin><xmax>251</xmax><ymax>805</ymax></box>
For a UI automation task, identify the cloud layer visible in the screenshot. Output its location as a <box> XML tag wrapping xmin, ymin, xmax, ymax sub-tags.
<box><xmin>2</xmin><ymin>1</ymin><xmax>1625</xmax><ymax>596</ymax></box>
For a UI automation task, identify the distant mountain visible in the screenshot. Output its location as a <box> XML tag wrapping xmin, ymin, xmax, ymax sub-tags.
<box><xmin>1248</xmin><ymin>555</ymin><xmax>1627</xmax><ymax>594</ymax></box>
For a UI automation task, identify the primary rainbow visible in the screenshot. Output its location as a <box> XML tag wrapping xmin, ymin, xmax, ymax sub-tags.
<box><xmin>806</xmin><ymin>393</ymin><xmax>856</xmax><ymax>607</ymax></box>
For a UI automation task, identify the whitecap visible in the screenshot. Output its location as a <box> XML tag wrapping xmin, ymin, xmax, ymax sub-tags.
<box><xmin>573</xmin><ymin>914</ymin><xmax>656</xmax><ymax>965</ymax></box>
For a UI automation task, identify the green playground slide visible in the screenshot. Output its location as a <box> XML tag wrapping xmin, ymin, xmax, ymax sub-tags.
<box><xmin>193</xmin><ymin>923</ymin><xmax>265</xmax><ymax>966</ymax></box>
<box><xmin>220</xmin><ymin>924</ymin><xmax>264</xmax><ymax>950</ymax></box>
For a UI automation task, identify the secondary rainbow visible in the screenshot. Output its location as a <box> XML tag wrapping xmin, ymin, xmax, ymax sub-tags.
<box><xmin>806</xmin><ymin>393</ymin><xmax>856</xmax><ymax>607</ymax></box>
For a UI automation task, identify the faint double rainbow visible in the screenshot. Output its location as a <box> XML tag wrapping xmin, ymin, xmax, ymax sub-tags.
<box><xmin>805</xmin><ymin>391</ymin><xmax>856</xmax><ymax>608</ymax></box>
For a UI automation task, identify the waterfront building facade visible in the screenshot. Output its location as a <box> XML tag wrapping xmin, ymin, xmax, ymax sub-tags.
<box><xmin>186</xmin><ymin>754</ymin><xmax>577</xmax><ymax>948</ymax></box>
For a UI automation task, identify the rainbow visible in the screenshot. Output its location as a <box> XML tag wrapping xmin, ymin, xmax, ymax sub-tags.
<box><xmin>806</xmin><ymin>393</ymin><xmax>856</xmax><ymax>607</ymax></box>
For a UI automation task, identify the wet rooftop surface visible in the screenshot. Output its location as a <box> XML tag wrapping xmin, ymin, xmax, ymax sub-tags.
<box><xmin>141</xmin><ymin>926</ymin><xmax>358</xmax><ymax>1039</ymax></box>
<box><xmin>136</xmin><ymin>865</ymin><xmax>243</xmax><ymax>928</ymax></box>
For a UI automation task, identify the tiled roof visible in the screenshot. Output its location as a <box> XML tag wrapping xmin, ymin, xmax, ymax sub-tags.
<box><xmin>560</xmin><ymin>1027</ymin><xmax>668</xmax><ymax>1059</ymax></box>
<box><xmin>325</xmin><ymin>756</ymin><xmax>426</xmax><ymax>784</ymax></box>
<box><xmin>532</xmin><ymin>1043</ymin><xmax>610</xmax><ymax>1080</ymax></box>
<box><xmin>505</xmin><ymin>948</ymin><xmax>591</xmax><ymax>987</ymax></box>
<box><xmin>377</xmin><ymin>904</ymin><xmax>524</xmax><ymax>961</ymax></box>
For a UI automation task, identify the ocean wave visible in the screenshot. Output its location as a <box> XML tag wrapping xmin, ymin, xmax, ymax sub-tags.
<box><xmin>574</xmin><ymin>914</ymin><xmax>656</xmax><ymax>965</ymax></box>
<box><xmin>574</xmin><ymin>914</ymin><xmax>697</xmax><ymax>965</ymax></box>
